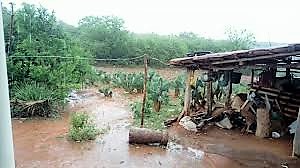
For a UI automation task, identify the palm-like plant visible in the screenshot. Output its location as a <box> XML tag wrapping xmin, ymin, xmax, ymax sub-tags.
<box><xmin>147</xmin><ymin>76</ymin><xmax>170</xmax><ymax>112</ymax></box>
<box><xmin>172</xmin><ymin>74</ymin><xmax>185</xmax><ymax>97</ymax></box>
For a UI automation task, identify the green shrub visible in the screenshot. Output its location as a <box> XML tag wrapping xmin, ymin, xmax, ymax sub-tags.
<box><xmin>10</xmin><ymin>83</ymin><xmax>62</xmax><ymax>118</ymax></box>
<box><xmin>68</xmin><ymin>112</ymin><xmax>100</xmax><ymax>141</ymax></box>
<box><xmin>12</xmin><ymin>83</ymin><xmax>56</xmax><ymax>101</ymax></box>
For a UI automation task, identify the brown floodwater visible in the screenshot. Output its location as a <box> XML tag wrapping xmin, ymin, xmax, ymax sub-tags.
<box><xmin>13</xmin><ymin>88</ymin><xmax>241</xmax><ymax>168</ymax></box>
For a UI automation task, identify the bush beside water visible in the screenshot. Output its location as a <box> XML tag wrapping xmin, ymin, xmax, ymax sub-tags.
<box><xmin>68</xmin><ymin>112</ymin><xmax>100</xmax><ymax>141</ymax></box>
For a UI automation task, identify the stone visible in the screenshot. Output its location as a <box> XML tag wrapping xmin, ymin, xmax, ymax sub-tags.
<box><xmin>179</xmin><ymin>116</ymin><xmax>197</xmax><ymax>132</ymax></box>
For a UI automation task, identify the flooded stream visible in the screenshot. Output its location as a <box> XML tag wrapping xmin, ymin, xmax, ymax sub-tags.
<box><xmin>13</xmin><ymin>88</ymin><xmax>241</xmax><ymax>168</ymax></box>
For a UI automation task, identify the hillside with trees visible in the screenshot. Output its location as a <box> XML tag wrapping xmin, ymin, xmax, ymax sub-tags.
<box><xmin>2</xmin><ymin>3</ymin><xmax>255</xmax><ymax>117</ymax></box>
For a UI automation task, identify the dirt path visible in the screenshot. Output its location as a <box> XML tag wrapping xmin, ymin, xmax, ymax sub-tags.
<box><xmin>13</xmin><ymin>88</ymin><xmax>241</xmax><ymax>168</ymax></box>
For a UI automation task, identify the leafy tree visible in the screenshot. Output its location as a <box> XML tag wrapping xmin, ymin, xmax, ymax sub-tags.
<box><xmin>78</xmin><ymin>16</ymin><xmax>130</xmax><ymax>61</ymax></box>
<box><xmin>225</xmin><ymin>27</ymin><xmax>256</xmax><ymax>50</ymax></box>
<box><xmin>3</xmin><ymin>3</ymin><xmax>97</xmax><ymax>118</ymax></box>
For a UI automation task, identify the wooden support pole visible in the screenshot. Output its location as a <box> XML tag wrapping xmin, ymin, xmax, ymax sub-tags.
<box><xmin>255</xmin><ymin>94</ymin><xmax>271</xmax><ymax>138</ymax></box>
<box><xmin>177</xmin><ymin>68</ymin><xmax>193</xmax><ymax>121</ymax></box>
<box><xmin>251</xmin><ymin>69</ymin><xmax>254</xmax><ymax>87</ymax></box>
<box><xmin>207</xmin><ymin>69</ymin><xmax>213</xmax><ymax>116</ymax></box>
<box><xmin>286</xmin><ymin>57</ymin><xmax>291</xmax><ymax>78</ymax></box>
<box><xmin>140</xmin><ymin>55</ymin><xmax>148</xmax><ymax>128</ymax></box>
<box><xmin>225</xmin><ymin>71</ymin><xmax>232</xmax><ymax>108</ymax></box>
<box><xmin>293</xmin><ymin>108</ymin><xmax>300</xmax><ymax>157</ymax></box>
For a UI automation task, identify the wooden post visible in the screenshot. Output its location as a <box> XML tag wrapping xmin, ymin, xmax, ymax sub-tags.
<box><xmin>286</xmin><ymin>57</ymin><xmax>291</xmax><ymax>78</ymax></box>
<box><xmin>140</xmin><ymin>55</ymin><xmax>148</xmax><ymax>128</ymax></box>
<box><xmin>255</xmin><ymin>94</ymin><xmax>271</xmax><ymax>138</ymax></box>
<box><xmin>251</xmin><ymin>69</ymin><xmax>254</xmax><ymax>87</ymax></box>
<box><xmin>207</xmin><ymin>69</ymin><xmax>213</xmax><ymax>116</ymax></box>
<box><xmin>177</xmin><ymin>68</ymin><xmax>193</xmax><ymax>121</ymax></box>
<box><xmin>293</xmin><ymin>108</ymin><xmax>300</xmax><ymax>157</ymax></box>
<box><xmin>225</xmin><ymin>71</ymin><xmax>232</xmax><ymax>108</ymax></box>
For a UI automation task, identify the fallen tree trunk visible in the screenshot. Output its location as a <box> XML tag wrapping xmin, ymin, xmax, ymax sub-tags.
<box><xmin>129</xmin><ymin>127</ymin><xmax>168</xmax><ymax>145</ymax></box>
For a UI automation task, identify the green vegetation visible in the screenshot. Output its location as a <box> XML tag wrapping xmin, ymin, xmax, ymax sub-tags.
<box><xmin>131</xmin><ymin>100</ymin><xmax>182</xmax><ymax>130</ymax></box>
<box><xmin>2</xmin><ymin>3</ymin><xmax>255</xmax><ymax>119</ymax></box>
<box><xmin>171</xmin><ymin>74</ymin><xmax>185</xmax><ymax>97</ymax></box>
<box><xmin>233</xmin><ymin>83</ymin><xmax>250</xmax><ymax>95</ymax></box>
<box><xmin>147</xmin><ymin>75</ymin><xmax>170</xmax><ymax>112</ymax></box>
<box><xmin>3</xmin><ymin>4</ymin><xmax>97</xmax><ymax>117</ymax></box>
<box><xmin>10</xmin><ymin>83</ymin><xmax>62</xmax><ymax>117</ymax></box>
<box><xmin>68</xmin><ymin>112</ymin><xmax>100</xmax><ymax>142</ymax></box>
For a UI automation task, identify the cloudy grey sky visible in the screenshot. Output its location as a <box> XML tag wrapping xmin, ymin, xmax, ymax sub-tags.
<box><xmin>3</xmin><ymin>0</ymin><xmax>300</xmax><ymax>43</ymax></box>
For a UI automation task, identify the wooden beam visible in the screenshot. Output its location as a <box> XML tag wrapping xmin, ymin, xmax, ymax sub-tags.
<box><xmin>211</xmin><ymin>51</ymin><xmax>300</xmax><ymax>65</ymax></box>
<box><xmin>177</xmin><ymin>68</ymin><xmax>193</xmax><ymax>121</ymax></box>
<box><xmin>293</xmin><ymin>108</ymin><xmax>300</xmax><ymax>157</ymax></box>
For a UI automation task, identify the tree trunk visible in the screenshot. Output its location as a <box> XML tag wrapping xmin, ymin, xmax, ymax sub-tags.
<box><xmin>207</xmin><ymin>70</ymin><xmax>213</xmax><ymax>116</ymax></box>
<box><xmin>174</xmin><ymin>88</ymin><xmax>180</xmax><ymax>97</ymax></box>
<box><xmin>129</xmin><ymin>127</ymin><xmax>168</xmax><ymax>145</ymax></box>
<box><xmin>256</xmin><ymin>107</ymin><xmax>271</xmax><ymax>138</ymax></box>
<box><xmin>177</xmin><ymin>68</ymin><xmax>193</xmax><ymax>121</ymax></box>
<box><xmin>153</xmin><ymin>100</ymin><xmax>161</xmax><ymax>112</ymax></box>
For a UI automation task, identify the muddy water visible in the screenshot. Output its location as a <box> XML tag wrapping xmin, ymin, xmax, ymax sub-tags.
<box><xmin>13</xmin><ymin>89</ymin><xmax>240</xmax><ymax>168</ymax></box>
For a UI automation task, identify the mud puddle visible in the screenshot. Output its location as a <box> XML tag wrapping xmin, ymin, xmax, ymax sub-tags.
<box><xmin>13</xmin><ymin>88</ymin><xmax>240</xmax><ymax>168</ymax></box>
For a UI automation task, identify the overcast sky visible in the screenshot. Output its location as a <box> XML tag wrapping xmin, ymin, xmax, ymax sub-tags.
<box><xmin>3</xmin><ymin>0</ymin><xmax>300</xmax><ymax>43</ymax></box>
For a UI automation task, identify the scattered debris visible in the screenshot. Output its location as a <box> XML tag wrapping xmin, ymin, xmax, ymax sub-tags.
<box><xmin>272</xmin><ymin>132</ymin><xmax>281</xmax><ymax>139</ymax></box>
<box><xmin>179</xmin><ymin>116</ymin><xmax>198</xmax><ymax>132</ymax></box>
<box><xmin>66</xmin><ymin>90</ymin><xmax>82</xmax><ymax>106</ymax></box>
<box><xmin>11</xmin><ymin>99</ymin><xmax>53</xmax><ymax>117</ymax></box>
<box><xmin>215</xmin><ymin>116</ymin><xmax>233</xmax><ymax>129</ymax></box>
<box><xmin>231</xmin><ymin>93</ymin><xmax>247</xmax><ymax>112</ymax></box>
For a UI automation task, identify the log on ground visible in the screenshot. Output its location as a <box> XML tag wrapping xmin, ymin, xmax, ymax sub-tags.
<box><xmin>129</xmin><ymin>127</ymin><xmax>168</xmax><ymax>146</ymax></box>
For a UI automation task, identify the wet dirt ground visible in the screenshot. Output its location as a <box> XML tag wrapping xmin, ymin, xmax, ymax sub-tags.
<box><xmin>13</xmin><ymin>88</ymin><xmax>242</xmax><ymax>168</ymax></box>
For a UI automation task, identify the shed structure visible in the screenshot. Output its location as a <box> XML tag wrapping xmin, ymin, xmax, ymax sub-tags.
<box><xmin>169</xmin><ymin>44</ymin><xmax>300</xmax><ymax>157</ymax></box>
